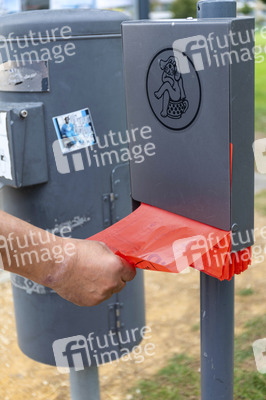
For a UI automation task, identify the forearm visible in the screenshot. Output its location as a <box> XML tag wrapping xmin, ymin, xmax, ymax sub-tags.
<box><xmin>0</xmin><ymin>210</ymin><xmax>75</xmax><ymax>286</ymax></box>
<box><xmin>0</xmin><ymin>210</ymin><xmax>136</xmax><ymax>306</ymax></box>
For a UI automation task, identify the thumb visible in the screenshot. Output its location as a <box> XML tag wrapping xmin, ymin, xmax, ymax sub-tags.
<box><xmin>118</xmin><ymin>255</ymin><xmax>136</xmax><ymax>282</ymax></box>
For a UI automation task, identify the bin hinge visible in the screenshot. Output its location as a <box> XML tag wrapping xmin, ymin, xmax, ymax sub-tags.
<box><xmin>108</xmin><ymin>302</ymin><xmax>124</xmax><ymax>333</ymax></box>
<box><xmin>102</xmin><ymin>192</ymin><xmax>116</xmax><ymax>228</ymax></box>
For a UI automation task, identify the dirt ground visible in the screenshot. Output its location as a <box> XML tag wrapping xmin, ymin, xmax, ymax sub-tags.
<box><xmin>0</xmin><ymin>212</ymin><xmax>266</xmax><ymax>400</ymax></box>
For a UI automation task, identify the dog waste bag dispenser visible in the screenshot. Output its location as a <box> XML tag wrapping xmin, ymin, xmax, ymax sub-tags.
<box><xmin>0</xmin><ymin>9</ymin><xmax>145</xmax><ymax>367</ymax></box>
<box><xmin>120</xmin><ymin>17</ymin><xmax>254</xmax><ymax>261</ymax></box>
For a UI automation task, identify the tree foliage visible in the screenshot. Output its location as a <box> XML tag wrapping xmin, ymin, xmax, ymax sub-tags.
<box><xmin>170</xmin><ymin>0</ymin><xmax>197</xmax><ymax>19</ymax></box>
<box><xmin>240</xmin><ymin>3</ymin><xmax>253</xmax><ymax>15</ymax></box>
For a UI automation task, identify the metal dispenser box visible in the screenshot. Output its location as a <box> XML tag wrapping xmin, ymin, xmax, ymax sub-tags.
<box><xmin>122</xmin><ymin>17</ymin><xmax>254</xmax><ymax>251</ymax></box>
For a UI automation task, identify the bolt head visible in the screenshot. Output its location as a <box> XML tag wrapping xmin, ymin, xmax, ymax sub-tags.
<box><xmin>231</xmin><ymin>223</ymin><xmax>239</xmax><ymax>233</ymax></box>
<box><xmin>20</xmin><ymin>110</ymin><xmax>28</xmax><ymax>118</ymax></box>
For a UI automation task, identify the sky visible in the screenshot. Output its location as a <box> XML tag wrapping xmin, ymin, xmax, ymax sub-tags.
<box><xmin>50</xmin><ymin>0</ymin><xmax>132</xmax><ymax>8</ymax></box>
<box><xmin>2</xmin><ymin>0</ymin><xmax>21</xmax><ymax>11</ymax></box>
<box><xmin>1</xmin><ymin>0</ymin><xmax>133</xmax><ymax>11</ymax></box>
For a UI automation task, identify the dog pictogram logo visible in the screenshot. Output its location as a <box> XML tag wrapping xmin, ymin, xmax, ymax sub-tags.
<box><xmin>146</xmin><ymin>48</ymin><xmax>201</xmax><ymax>131</ymax></box>
<box><xmin>154</xmin><ymin>55</ymin><xmax>189</xmax><ymax>119</ymax></box>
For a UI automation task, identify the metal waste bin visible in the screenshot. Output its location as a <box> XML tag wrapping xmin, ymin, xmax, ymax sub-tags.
<box><xmin>0</xmin><ymin>9</ymin><xmax>145</xmax><ymax>370</ymax></box>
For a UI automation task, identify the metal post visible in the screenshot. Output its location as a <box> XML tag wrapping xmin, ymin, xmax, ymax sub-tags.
<box><xmin>200</xmin><ymin>275</ymin><xmax>235</xmax><ymax>400</ymax></box>
<box><xmin>70</xmin><ymin>366</ymin><xmax>100</xmax><ymax>400</ymax></box>
<box><xmin>138</xmin><ymin>0</ymin><xmax>149</xmax><ymax>19</ymax></box>
<box><xmin>198</xmin><ymin>1</ymin><xmax>236</xmax><ymax>400</ymax></box>
<box><xmin>197</xmin><ymin>0</ymin><xmax>236</xmax><ymax>18</ymax></box>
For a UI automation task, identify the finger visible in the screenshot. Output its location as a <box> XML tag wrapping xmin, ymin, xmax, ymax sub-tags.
<box><xmin>112</xmin><ymin>280</ymin><xmax>126</xmax><ymax>294</ymax></box>
<box><xmin>119</xmin><ymin>257</ymin><xmax>136</xmax><ymax>282</ymax></box>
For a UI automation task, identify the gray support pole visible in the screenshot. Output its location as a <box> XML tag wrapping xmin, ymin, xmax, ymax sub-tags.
<box><xmin>200</xmin><ymin>275</ymin><xmax>235</xmax><ymax>400</ymax></box>
<box><xmin>197</xmin><ymin>0</ymin><xmax>237</xmax><ymax>18</ymax></box>
<box><xmin>138</xmin><ymin>0</ymin><xmax>149</xmax><ymax>19</ymax></box>
<box><xmin>198</xmin><ymin>1</ymin><xmax>236</xmax><ymax>400</ymax></box>
<box><xmin>70</xmin><ymin>366</ymin><xmax>100</xmax><ymax>400</ymax></box>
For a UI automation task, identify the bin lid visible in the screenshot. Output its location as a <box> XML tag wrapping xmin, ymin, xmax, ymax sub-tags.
<box><xmin>0</xmin><ymin>9</ymin><xmax>129</xmax><ymax>38</ymax></box>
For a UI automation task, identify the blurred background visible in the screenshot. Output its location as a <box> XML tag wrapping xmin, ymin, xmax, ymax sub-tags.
<box><xmin>0</xmin><ymin>0</ymin><xmax>266</xmax><ymax>22</ymax></box>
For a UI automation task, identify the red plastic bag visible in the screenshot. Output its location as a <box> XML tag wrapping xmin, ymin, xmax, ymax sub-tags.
<box><xmin>88</xmin><ymin>203</ymin><xmax>251</xmax><ymax>280</ymax></box>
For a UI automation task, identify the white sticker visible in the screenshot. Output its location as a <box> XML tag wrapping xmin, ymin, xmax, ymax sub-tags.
<box><xmin>0</xmin><ymin>61</ymin><xmax>49</xmax><ymax>92</ymax></box>
<box><xmin>53</xmin><ymin>108</ymin><xmax>97</xmax><ymax>154</ymax></box>
<box><xmin>0</xmin><ymin>112</ymin><xmax>12</xmax><ymax>181</ymax></box>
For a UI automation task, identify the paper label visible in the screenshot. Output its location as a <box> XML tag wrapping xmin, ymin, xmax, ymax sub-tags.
<box><xmin>0</xmin><ymin>112</ymin><xmax>12</xmax><ymax>181</ymax></box>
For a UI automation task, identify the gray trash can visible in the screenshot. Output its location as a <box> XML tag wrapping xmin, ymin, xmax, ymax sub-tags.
<box><xmin>0</xmin><ymin>9</ymin><xmax>145</xmax><ymax>369</ymax></box>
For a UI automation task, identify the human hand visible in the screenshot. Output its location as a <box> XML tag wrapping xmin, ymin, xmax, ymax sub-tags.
<box><xmin>46</xmin><ymin>240</ymin><xmax>136</xmax><ymax>307</ymax></box>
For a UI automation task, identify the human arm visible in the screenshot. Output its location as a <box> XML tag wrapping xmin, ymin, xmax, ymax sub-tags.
<box><xmin>0</xmin><ymin>210</ymin><xmax>136</xmax><ymax>306</ymax></box>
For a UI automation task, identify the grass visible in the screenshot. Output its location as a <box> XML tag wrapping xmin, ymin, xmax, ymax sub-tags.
<box><xmin>128</xmin><ymin>316</ymin><xmax>266</xmax><ymax>400</ymax></box>
<box><xmin>129</xmin><ymin>354</ymin><xmax>200</xmax><ymax>400</ymax></box>
<box><xmin>255</xmin><ymin>31</ymin><xmax>266</xmax><ymax>135</ymax></box>
<box><xmin>255</xmin><ymin>29</ymin><xmax>266</xmax><ymax>49</ymax></box>
<box><xmin>255</xmin><ymin>189</ymin><xmax>266</xmax><ymax>216</ymax></box>
<box><xmin>191</xmin><ymin>323</ymin><xmax>200</xmax><ymax>332</ymax></box>
<box><xmin>238</xmin><ymin>287</ymin><xmax>255</xmax><ymax>296</ymax></box>
<box><xmin>255</xmin><ymin>59</ymin><xmax>266</xmax><ymax>135</ymax></box>
<box><xmin>234</xmin><ymin>316</ymin><xmax>266</xmax><ymax>365</ymax></box>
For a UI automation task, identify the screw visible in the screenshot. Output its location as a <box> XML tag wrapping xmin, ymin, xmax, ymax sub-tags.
<box><xmin>20</xmin><ymin>109</ymin><xmax>28</xmax><ymax>118</ymax></box>
<box><xmin>231</xmin><ymin>223</ymin><xmax>239</xmax><ymax>233</ymax></box>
